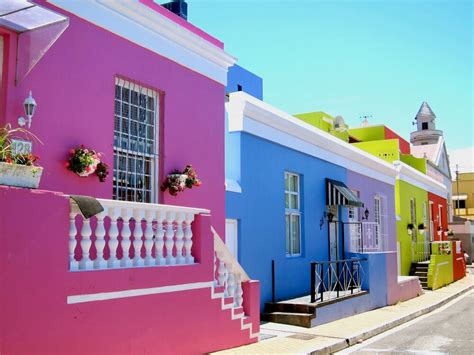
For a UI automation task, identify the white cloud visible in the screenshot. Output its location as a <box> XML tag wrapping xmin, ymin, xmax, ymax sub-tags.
<box><xmin>449</xmin><ymin>146</ymin><xmax>474</xmax><ymax>177</ymax></box>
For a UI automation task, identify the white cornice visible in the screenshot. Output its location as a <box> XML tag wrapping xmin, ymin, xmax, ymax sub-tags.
<box><xmin>227</xmin><ymin>92</ymin><xmax>398</xmax><ymax>185</ymax></box>
<box><xmin>47</xmin><ymin>0</ymin><xmax>236</xmax><ymax>84</ymax></box>
<box><xmin>393</xmin><ymin>161</ymin><xmax>448</xmax><ymax>198</ymax></box>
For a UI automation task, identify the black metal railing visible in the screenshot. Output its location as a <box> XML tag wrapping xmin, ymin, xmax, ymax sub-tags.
<box><xmin>310</xmin><ymin>257</ymin><xmax>367</xmax><ymax>303</ymax></box>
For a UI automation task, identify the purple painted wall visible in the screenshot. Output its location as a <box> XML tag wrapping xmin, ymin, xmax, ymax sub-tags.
<box><xmin>346</xmin><ymin>170</ymin><xmax>397</xmax><ymax>252</ymax></box>
<box><xmin>0</xmin><ymin>1</ymin><xmax>225</xmax><ymax>236</ymax></box>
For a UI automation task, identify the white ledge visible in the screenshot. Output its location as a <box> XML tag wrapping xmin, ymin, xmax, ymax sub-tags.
<box><xmin>227</xmin><ymin>92</ymin><xmax>398</xmax><ymax>185</ymax></box>
<box><xmin>393</xmin><ymin>161</ymin><xmax>448</xmax><ymax>198</ymax></box>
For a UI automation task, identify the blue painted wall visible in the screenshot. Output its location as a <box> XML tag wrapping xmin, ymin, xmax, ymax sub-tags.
<box><xmin>226</xmin><ymin>132</ymin><xmax>347</xmax><ymax>307</ymax></box>
<box><xmin>226</xmin><ymin>65</ymin><xmax>263</xmax><ymax>100</ymax></box>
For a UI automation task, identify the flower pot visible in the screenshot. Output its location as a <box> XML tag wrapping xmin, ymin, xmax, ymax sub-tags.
<box><xmin>77</xmin><ymin>166</ymin><xmax>97</xmax><ymax>177</ymax></box>
<box><xmin>0</xmin><ymin>162</ymin><xmax>43</xmax><ymax>189</ymax></box>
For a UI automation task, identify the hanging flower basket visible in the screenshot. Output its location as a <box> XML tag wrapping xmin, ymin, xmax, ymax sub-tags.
<box><xmin>65</xmin><ymin>146</ymin><xmax>109</xmax><ymax>182</ymax></box>
<box><xmin>161</xmin><ymin>165</ymin><xmax>201</xmax><ymax>196</ymax></box>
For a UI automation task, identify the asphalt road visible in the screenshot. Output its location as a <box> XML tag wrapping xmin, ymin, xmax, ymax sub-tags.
<box><xmin>339</xmin><ymin>291</ymin><xmax>474</xmax><ymax>354</ymax></box>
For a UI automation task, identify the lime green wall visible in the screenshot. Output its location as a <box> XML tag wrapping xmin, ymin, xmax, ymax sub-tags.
<box><xmin>348</xmin><ymin>126</ymin><xmax>385</xmax><ymax>141</ymax></box>
<box><xmin>400</xmin><ymin>154</ymin><xmax>427</xmax><ymax>174</ymax></box>
<box><xmin>427</xmin><ymin>254</ymin><xmax>453</xmax><ymax>289</ymax></box>
<box><xmin>395</xmin><ymin>180</ymin><xmax>429</xmax><ymax>275</ymax></box>
<box><xmin>295</xmin><ymin>112</ymin><xmax>349</xmax><ymax>142</ymax></box>
<box><xmin>352</xmin><ymin>139</ymin><xmax>400</xmax><ymax>164</ymax></box>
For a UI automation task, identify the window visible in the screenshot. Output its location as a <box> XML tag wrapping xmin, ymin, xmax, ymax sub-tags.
<box><xmin>410</xmin><ymin>198</ymin><xmax>417</xmax><ymax>225</ymax></box>
<box><xmin>237</xmin><ymin>84</ymin><xmax>242</xmax><ymax>91</ymax></box>
<box><xmin>422</xmin><ymin>122</ymin><xmax>428</xmax><ymax>130</ymax></box>
<box><xmin>113</xmin><ymin>78</ymin><xmax>159</xmax><ymax>203</ymax></box>
<box><xmin>456</xmin><ymin>200</ymin><xmax>466</xmax><ymax>209</ymax></box>
<box><xmin>285</xmin><ymin>172</ymin><xmax>301</xmax><ymax>256</ymax></box>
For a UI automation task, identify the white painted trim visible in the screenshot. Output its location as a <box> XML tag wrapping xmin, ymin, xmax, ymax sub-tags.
<box><xmin>67</xmin><ymin>281</ymin><xmax>213</xmax><ymax>304</ymax></box>
<box><xmin>47</xmin><ymin>0</ymin><xmax>236</xmax><ymax>84</ymax></box>
<box><xmin>227</xmin><ymin>92</ymin><xmax>398</xmax><ymax>185</ymax></box>
<box><xmin>436</xmin><ymin>261</ymin><xmax>449</xmax><ymax>266</ymax></box>
<box><xmin>225</xmin><ymin>179</ymin><xmax>242</xmax><ymax>193</ymax></box>
<box><xmin>393</xmin><ymin>161</ymin><xmax>448</xmax><ymax>198</ymax></box>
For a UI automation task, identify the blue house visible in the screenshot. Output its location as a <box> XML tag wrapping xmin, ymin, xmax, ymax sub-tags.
<box><xmin>224</xmin><ymin>67</ymin><xmax>422</xmax><ymax>327</ymax></box>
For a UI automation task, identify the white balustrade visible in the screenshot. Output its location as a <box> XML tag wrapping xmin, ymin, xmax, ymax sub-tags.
<box><xmin>69</xmin><ymin>199</ymin><xmax>208</xmax><ymax>271</ymax></box>
<box><xmin>212</xmin><ymin>227</ymin><xmax>249</xmax><ymax>309</ymax></box>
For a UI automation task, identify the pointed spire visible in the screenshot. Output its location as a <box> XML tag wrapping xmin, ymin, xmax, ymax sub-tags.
<box><xmin>415</xmin><ymin>101</ymin><xmax>436</xmax><ymax>120</ymax></box>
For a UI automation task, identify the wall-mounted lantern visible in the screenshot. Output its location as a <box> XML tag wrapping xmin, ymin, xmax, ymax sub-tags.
<box><xmin>18</xmin><ymin>91</ymin><xmax>37</xmax><ymax>128</ymax></box>
<box><xmin>361</xmin><ymin>208</ymin><xmax>370</xmax><ymax>221</ymax></box>
<box><xmin>418</xmin><ymin>223</ymin><xmax>426</xmax><ymax>233</ymax></box>
<box><xmin>324</xmin><ymin>211</ymin><xmax>335</xmax><ymax>223</ymax></box>
<box><xmin>407</xmin><ymin>223</ymin><xmax>415</xmax><ymax>236</ymax></box>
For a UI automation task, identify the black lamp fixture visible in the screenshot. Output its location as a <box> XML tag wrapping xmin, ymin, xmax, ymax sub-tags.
<box><xmin>361</xmin><ymin>208</ymin><xmax>370</xmax><ymax>221</ymax></box>
<box><xmin>327</xmin><ymin>211</ymin><xmax>334</xmax><ymax>223</ymax></box>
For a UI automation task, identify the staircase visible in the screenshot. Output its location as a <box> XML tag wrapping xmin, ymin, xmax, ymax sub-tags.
<box><xmin>212</xmin><ymin>227</ymin><xmax>259</xmax><ymax>340</ymax></box>
<box><xmin>261</xmin><ymin>302</ymin><xmax>316</xmax><ymax>328</ymax></box>
<box><xmin>411</xmin><ymin>261</ymin><xmax>430</xmax><ymax>289</ymax></box>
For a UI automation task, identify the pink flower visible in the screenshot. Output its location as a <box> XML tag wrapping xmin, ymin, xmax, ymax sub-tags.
<box><xmin>69</xmin><ymin>148</ymin><xmax>76</xmax><ymax>154</ymax></box>
<box><xmin>85</xmin><ymin>166</ymin><xmax>92</xmax><ymax>173</ymax></box>
<box><xmin>64</xmin><ymin>161</ymin><xmax>70</xmax><ymax>168</ymax></box>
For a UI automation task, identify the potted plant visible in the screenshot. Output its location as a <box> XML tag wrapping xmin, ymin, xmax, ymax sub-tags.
<box><xmin>161</xmin><ymin>164</ymin><xmax>201</xmax><ymax>196</ymax></box>
<box><xmin>0</xmin><ymin>124</ymin><xmax>43</xmax><ymax>189</ymax></box>
<box><xmin>65</xmin><ymin>146</ymin><xmax>109</xmax><ymax>182</ymax></box>
<box><xmin>407</xmin><ymin>223</ymin><xmax>415</xmax><ymax>236</ymax></box>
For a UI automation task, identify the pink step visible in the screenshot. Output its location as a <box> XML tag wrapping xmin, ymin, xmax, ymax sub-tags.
<box><xmin>223</xmin><ymin>297</ymin><xmax>235</xmax><ymax>306</ymax></box>
<box><xmin>242</xmin><ymin>316</ymin><xmax>253</xmax><ymax>325</ymax></box>
<box><xmin>233</xmin><ymin>307</ymin><xmax>244</xmax><ymax>315</ymax></box>
<box><xmin>213</xmin><ymin>285</ymin><xmax>225</xmax><ymax>294</ymax></box>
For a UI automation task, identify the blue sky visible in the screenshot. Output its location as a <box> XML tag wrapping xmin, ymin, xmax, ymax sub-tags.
<box><xmin>186</xmin><ymin>0</ymin><xmax>473</xmax><ymax>150</ymax></box>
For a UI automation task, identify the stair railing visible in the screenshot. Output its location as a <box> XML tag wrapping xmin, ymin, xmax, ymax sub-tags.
<box><xmin>211</xmin><ymin>227</ymin><xmax>249</xmax><ymax>308</ymax></box>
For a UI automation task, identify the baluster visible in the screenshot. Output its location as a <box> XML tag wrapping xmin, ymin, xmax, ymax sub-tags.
<box><xmin>165</xmin><ymin>211</ymin><xmax>176</xmax><ymax>265</ymax></box>
<box><xmin>217</xmin><ymin>252</ymin><xmax>227</xmax><ymax>291</ymax></box>
<box><xmin>175</xmin><ymin>213</ymin><xmax>186</xmax><ymax>264</ymax></box>
<box><xmin>108</xmin><ymin>207</ymin><xmax>120</xmax><ymax>268</ymax></box>
<box><xmin>133</xmin><ymin>209</ymin><xmax>145</xmax><ymax>267</ymax></box>
<box><xmin>79</xmin><ymin>217</ymin><xmax>93</xmax><ymax>270</ymax></box>
<box><xmin>226</xmin><ymin>269</ymin><xmax>236</xmax><ymax>299</ymax></box>
<box><xmin>213</xmin><ymin>252</ymin><xmax>218</xmax><ymax>285</ymax></box>
<box><xmin>94</xmin><ymin>209</ymin><xmax>107</xmax><ymax>269</ymax></box>
<box><xmin>120</xmin><ymin>208</ymin><xmax>133</xmax><ymax>268</ymax></box>
<box><xmin>234</xmin><ymin>274</ymin><xmax>243</xmax><ymax>307</ymax></box>
<box><xmin>155</xmin><ymin>211</ymin><xmax>166</xmax><ymax>266</ymax></box>
<box><xmin>184</xmin><ymin>213</ymin><xmax>195</xmax><ymax>264</ymax></box>
<box><xmin>69</xmin><ymin>212</ymin><xmax>79</xmax><ymax>271</ymax></box>
<box><xmin>144</xmin><ymin>210</ymin><xmax>155</xmax><ymax>266</ymax></box>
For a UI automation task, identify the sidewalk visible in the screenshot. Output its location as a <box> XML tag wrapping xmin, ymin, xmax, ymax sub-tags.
<box><xmin>214</xmin><ymin>272</ymin><xmax>474</xmax><ymax>354</ymax></box>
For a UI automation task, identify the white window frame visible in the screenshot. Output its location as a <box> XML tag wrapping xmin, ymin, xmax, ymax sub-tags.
<box><xmin>113</xmin><ymin>77</ymin><xmax>159</xmax><ymax>203</ymax></box>
<box><xmin>410</xmin><ymin>198</ymin><xmax>417</xmax><ymax>226</ymax></box>
<box><xmin>285</xmin><ymin>172</ymin><xmax>301</xmax><ymax>256</ymax></box>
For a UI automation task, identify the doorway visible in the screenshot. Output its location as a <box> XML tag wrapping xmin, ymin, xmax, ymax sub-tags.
<box><xmin>225</xmin><ymin>219</ymin><xmax>238</xmax><ymax>259</ymax></box>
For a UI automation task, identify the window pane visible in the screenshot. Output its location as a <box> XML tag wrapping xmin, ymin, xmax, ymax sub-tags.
<box><xmin>291</xmin><ymin>215</ymin><xmax>300</xmax><ymax>254</ymax></box>
<box><xmin>285</xmin><ymin>193</ymin><xmax>289</xmax><ymax>209</ymax></box>
<box><xmin>285</xmin><ymin>214</ymin><xmax>291</xmax><ymax>254</ymax></box>
<box><xmin>285</xmin><ymin>173</ymin><xmax>289</xmax><ymax>190</ymax></box>
<box><xmin>290</xmin><ymin>194</ymin><xmax>298</xmax><ymax>210</ymax></box>
<box><xmin>291</xmin><ymin>175</ymin><xmax>299</xmax><ymax>192</ymax></box>
<box><xmin>288</xmin><ymin>174</ymin><xmax>294</xmax><ymax>191</ymax></box>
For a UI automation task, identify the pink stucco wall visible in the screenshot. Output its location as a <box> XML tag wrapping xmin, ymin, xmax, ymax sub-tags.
<box><xmin>385</xmin><ymin>252</ymin><xmax>422</xmax><ymax>305</ymax></box>
<box><xmin>0</xmin><ymin>186</ymin><xmax>258</xmax><ymax>354</ymax></box>
<box><xmin>0</xmin><ymin>1</ymin><xmax>225</xmax><ymax>236</ymax></box>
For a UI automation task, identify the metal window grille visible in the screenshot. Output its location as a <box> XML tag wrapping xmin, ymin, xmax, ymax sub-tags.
<box><xmin>113</xmin><ymin>78</ymin><xmax>159</xmax><ymax>203</ymax></box>
<box><xmin>285</xmin><ymin>172</ymin><xmax>301</xmax><ymax>256</ymax></box>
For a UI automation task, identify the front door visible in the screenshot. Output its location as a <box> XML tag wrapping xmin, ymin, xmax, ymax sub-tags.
<box><xmin>329</xmin><ymin>222</ymin><xmax>338</xmax><ymax>261</ymax></box>
<box><xmin>225</xmin><ymin>219</ymin><xmax>238</xmax><ymax>259</ymax></box>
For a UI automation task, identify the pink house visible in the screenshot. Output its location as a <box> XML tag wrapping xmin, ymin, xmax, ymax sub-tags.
<box><xmin>0</xmin><ymin>1</ymin><xmax>259</xmax><ymax>354</ymax></box>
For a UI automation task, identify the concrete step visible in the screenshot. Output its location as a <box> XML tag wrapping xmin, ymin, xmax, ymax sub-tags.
<box><xmin>261</xmin><ymin>311</ymin><xmax>316</xmax><ymax>328</ymax></box>
<box><xmin>264</xmin><ymin>302</ymin><xmax>317</xmax><ymax>314</ymax></box>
